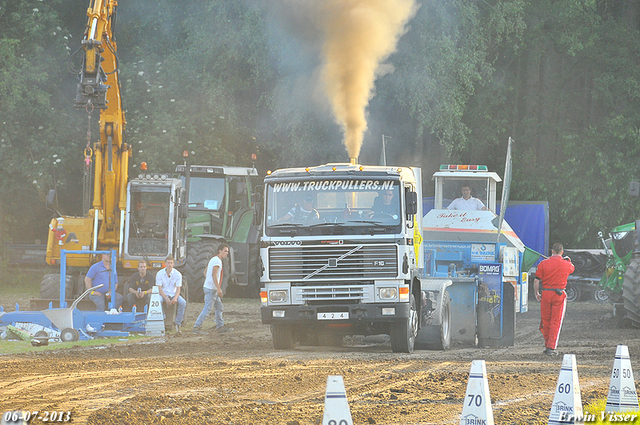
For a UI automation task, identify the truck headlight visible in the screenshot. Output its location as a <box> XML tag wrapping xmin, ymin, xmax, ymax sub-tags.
<box><xmin>379</xmin><ymin>287</ymin><xmax>397</xmax><ymax>300</ymax></box>
<box><xmin>269</xmin><ymin>290</ymin><xmax>288</xmax><ymax>303</ymax></box>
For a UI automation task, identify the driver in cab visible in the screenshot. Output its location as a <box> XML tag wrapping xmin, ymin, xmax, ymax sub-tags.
<box><xmin>368</xmin><ymin>189</ymin><xmax>399</xmax><ymax>219</ymax></box>
<box><xmin>280</xmin><ymin>194</ymin><xmax>319</xmax><ymax>221</ymax></box>
<box><xmin>447</xmin><ymin>184</ymin><xmax>487</xmax><ymax>211</ymax></box>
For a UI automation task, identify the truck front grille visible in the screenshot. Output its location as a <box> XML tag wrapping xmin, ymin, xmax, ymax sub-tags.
<box><xmin>269</xmin><ymin>244</ymin><xmax>398</xmax><ymax>280</ymax></box>
<box><xmin>299</xmin><ymin>285</ymin><xmax>370</xmax><ymax>304</ymax></box>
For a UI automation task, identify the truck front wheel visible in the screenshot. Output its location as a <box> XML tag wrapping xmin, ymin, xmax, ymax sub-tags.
<box><xmin>390</xmin><ymin>294</ymin><xmax>417</xmax><ymax>353</ymax></box>
<box><xmin>271</xmin><ymin>324</ymin><xmax>294</xmax><ymax>350</ymax></box>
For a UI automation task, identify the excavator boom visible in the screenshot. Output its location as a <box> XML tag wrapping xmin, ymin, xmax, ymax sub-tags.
<box><xmin>46</xmin><ymin>0</ymin><xmax>129</xmax><ymax>266</ymax></box>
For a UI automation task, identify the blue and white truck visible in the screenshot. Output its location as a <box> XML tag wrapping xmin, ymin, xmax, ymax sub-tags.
<box><xmin>259</xmin><ymin>162</ymin><xmax>529</xmax><ymax>352</ymax></box>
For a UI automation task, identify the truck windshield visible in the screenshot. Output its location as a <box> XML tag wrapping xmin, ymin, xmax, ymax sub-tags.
<box><xmin>442</xmin><ymin>179</ymin><xmax>489</xmax><ymax>212</ymax></box>
<box><xmin>265</xmin><ymin>179</ymin><xmax>401</xmax><ymax>233</ymax></box>
<box><xmin>182</xmin><ymin>175</ymin><xmax>225</xmax><ymax>211</ymax></box>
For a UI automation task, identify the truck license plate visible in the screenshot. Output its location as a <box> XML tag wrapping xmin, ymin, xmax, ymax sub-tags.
<box><xmin>317</xmin><ymin>312</ymin><xmax>349</xmax><ymax>320</ymax></box>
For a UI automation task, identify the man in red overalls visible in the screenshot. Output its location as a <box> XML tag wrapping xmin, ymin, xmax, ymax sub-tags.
<box><xmin>534</xmin><ymin>242</ymin><xmax>575</xmax><ymax>356</ymax></box>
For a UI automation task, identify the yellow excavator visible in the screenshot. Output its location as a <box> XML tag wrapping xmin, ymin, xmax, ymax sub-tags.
<box><xmin>40</xmin><ymin>0</ymin><xmax>188</xmax><ymax>302</ymax></box>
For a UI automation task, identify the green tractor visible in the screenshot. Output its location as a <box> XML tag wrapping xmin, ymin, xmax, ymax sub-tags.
<box><xmin>598</xmin><ymin>221</ymin><xmax>640</xmax><ymax>326</ymax></box>
<box><xmin>176</xmin><ymin>162</ymin><xmax>262</xmax><ymax>301</ymax></box>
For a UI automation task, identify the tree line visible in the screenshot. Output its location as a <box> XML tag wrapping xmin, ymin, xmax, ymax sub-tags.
<box><xmin>1</xmin><ymin>0</ymin><xmax>639</xmax><ymax>249</ymax></box>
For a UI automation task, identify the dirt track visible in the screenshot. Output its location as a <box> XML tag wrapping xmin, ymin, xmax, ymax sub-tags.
<box><xmin>0</xmin><ymin>297</ymin><xmax>637</xmax><ymax>425</ymax></box>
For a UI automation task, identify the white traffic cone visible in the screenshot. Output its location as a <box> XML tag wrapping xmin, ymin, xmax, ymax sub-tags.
<box><xmin>605</xmin><ymin>345</ymin><xmax>639</xmax><ymax>413</ymax></box>
<box><xmin>460</xmin><ymin>360</ymin><xmax>495</xmax><ymax>425</ymax></box>
<box><xmin>548</xmin><ymin>354</ymin><xmax>583</xmax><ymax>425</ymax></box>
<box><xmin>322</xmin><ymin>375</ymin><xmax>353</xmax><ymax>425</ymax></box>
<box><xmin>145</xmin><ymin>286</ymin><xmax>165</xmax><ymax>336</ymax></box>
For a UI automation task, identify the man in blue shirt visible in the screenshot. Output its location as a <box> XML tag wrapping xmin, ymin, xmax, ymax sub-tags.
<box><xmin>85</xmin><ymin>253</ymin><xmax>124</xmax><ymax>311</ymax></box>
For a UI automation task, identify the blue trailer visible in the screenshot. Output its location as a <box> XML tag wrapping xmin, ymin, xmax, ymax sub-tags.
<box><xmin>0</xmin><ymin>250</ymin><xmax>146</xmax><ymax>342</ymax></box>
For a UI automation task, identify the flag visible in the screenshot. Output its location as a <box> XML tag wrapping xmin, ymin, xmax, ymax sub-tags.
<box><xmin>496</xmin><ymin>137</ymin><xmax>513</xmax><ymax>242</ymax></box>
<box><xmin>380</xmin><ymin>135</ymin><xmax>387</xmax><ymax>166</ymax></box>
<box><xmin>522</xmin><ymin>246</ymin><xmax>544</xmax><ymax>272</ymax></box>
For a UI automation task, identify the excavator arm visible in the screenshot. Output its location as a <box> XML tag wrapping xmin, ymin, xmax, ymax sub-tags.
<box><xmin>43</xmin><ymin>0</ymin><xmax>188</xmax><ymax>297</ymax></box>
<box><xmin>45</xmin><ymin>0</ymin><xmax>129</xmax><ymax>267</ymax></box>
<box><xmin>76</xmin><ymin>0</ymin><xmax>130</xmax><ymax>250</ymax></box>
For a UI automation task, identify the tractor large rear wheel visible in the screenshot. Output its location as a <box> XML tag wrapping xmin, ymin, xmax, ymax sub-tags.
<box><xmin>622</xmin><ymin>256</ymin><xmax>640</xmax><ymax>327</ymax></box>
<box><xmin>39</xmin><ymin>274</ymin><xmax>74</xmax><ymax>300</ymax></box>
<box><xmin>246</xmin><ymin>243</ymin><xmax>261</xmax><ymax>298</ymax></box>
<box><xmin>416</xmin><ymin>290</ymin><xmax>451</xmax><ymax>350</ymax></box>
<box><xmin>183</xmin><ymin>240</ymin><xmax>220</xmax><ymax>302</ymax></box>
<box><xmin>226</xmin><ymin>243</ymin><xmax>261</xmax><ymax>298</ymax></box>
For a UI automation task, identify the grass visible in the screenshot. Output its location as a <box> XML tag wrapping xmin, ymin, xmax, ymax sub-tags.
<box><xmin>579</xmin><ymin>399</ymin><xmax>640</xmax><ymax>423</ymax></box>
<box><xmin>0</xmin><ymin>268</ymin><xmax>258</xmax><ymax>355</ymax></box>
<box><xmin>0</xmin><ymin>267</ymin><xmax>42</xmax><ymax>311</ymax></box>
<box><xmin>0</xmin><ymin>334</ymin><xmax>150</xmax><ymax>355</ymax></box>
<box><xmin>0</xmin><ymin>267</ymin><xmax>153</xmax><ymax>356</ymax></box>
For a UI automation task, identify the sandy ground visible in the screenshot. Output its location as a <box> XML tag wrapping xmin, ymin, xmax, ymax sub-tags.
<box><xmin>0</xmin><ymin>296</ymin><xmax>637</xmax><ymax>425</ymax></box>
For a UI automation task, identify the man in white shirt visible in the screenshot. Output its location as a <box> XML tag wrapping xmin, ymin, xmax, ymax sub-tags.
<box><xmin>193</xmin><ymin>243</ymin><xmax>231</xmax><ymax>333</ymax></box>
<box><xmin>447</xmin><ymin>184</ymin><xmax>487</xmax><ymax>211</ymax></box>
<box><xmin>155</xmin><ymin>255</ymin><xmax>187</xmax><ymax>334</ymax></box>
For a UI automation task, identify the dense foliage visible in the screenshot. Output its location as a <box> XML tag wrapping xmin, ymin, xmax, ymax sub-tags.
<box><xmin>1</xmin><ymin>0</ymin><xmax>640</xmax><ymax>249</ymax></box>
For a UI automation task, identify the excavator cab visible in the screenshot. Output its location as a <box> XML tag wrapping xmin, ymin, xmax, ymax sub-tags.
<box><xmin>123</xmin><ymin>174</ymin><xmax>188</xmax><ymax>269</ymax></box>
<box><xmin>136</xmin><ymin>203</ymin><xmax>168</xmax><ymax>239</ymax></box>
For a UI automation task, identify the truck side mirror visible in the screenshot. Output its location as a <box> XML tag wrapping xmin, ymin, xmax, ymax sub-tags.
<box><xmin>252</xmin><ymin>191</ymin><xmax>262</xmax><ymax>204</ymax></box>
<box><xmin>251</xmin><ymin>187</ymin><xmax>263</xmax><ymax>226</ymax></box>
<box><xmin>406</xmin><ymin>191</ymin><xmax>418</xmax><ymax>215</ymax></box>
<box><xmin>252</xmin><ymin>185</ymin><xmax>263</xmax><ymax>204</ymax></box>
<box><xmin>630</xmin><ymin>180</ymin><xmax>640</xmax><ymax>197</ymax></box>
<box><xmin>179</xmin><ymin>188</ymin><xmax>189</xmax><ymax>218</ymax></box>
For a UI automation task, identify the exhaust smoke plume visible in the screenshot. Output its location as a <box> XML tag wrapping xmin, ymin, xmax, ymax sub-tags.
<box><xmin>318</xmin><ymin>0</ymin><xmax>418</xmax><ymax>160</ymax></box>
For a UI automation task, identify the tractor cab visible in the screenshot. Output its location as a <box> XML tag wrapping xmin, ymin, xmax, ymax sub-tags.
<box><xmin>432</xmin><ymin>165</ymin><xmax>501</xmax><ymax>213</ymax></box>
<box><xmin>175</xmin><ymin>164</ymin><xmax>259</xmax><ymax>241</ymax></box>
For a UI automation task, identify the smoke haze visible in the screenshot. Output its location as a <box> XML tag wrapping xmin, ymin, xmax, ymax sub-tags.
<box><xmin>318</xmin><ymin>0</ymin><xmax>418</xmax><ymax>159</ymax></box>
